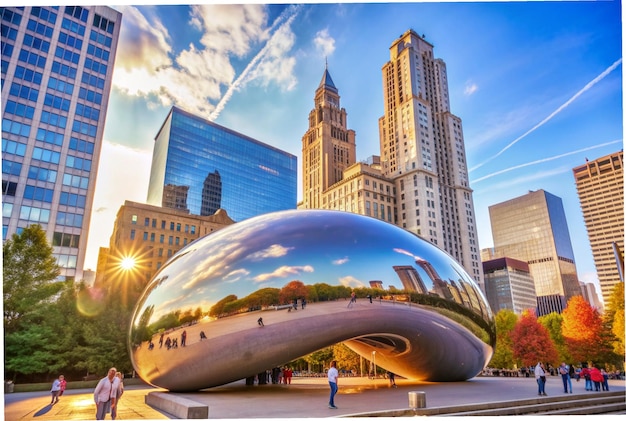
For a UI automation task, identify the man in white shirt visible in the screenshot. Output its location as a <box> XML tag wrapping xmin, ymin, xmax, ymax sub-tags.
<box><xmin>94</xmin><ymin>367</ymin><xmax>120</xmax><ymax>420</ymax></box>
<box><xmin>327</xmin><ymin>360</ymin><xmax>339</xmax><ymax>409</ymax></box>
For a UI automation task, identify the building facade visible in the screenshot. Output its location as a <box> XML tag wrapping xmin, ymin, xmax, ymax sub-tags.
<box><xmin>299</xmin><ymin>30</ymin><xmax>483</xmax><ymax>290</ymax></box>
<box><xmin>483</xmin><ymin>257</ymin><xmax>536</xmax><ymax>315</ymax></box>
<box><xmin>147</xmin><ymin>106</ymin><xmax>297</xmax><ymax>222</ymax></box>
<box><xmin>1</xmin><ymin>6</ymin><xmax>121</xmax><ymax>281</ymax></box>
<box><xmin>488</xmin><ymin>189</ymin><xmax>581</xmax><ymax>315</ymax></box>
<box><xmin>572</xmin><ymin>151</ymin><xmax>624</xmax><ymax>305</ymax></box>
<box><xmin>95</xmin><ymin>200</ymin><xmax>235</xmax><ymax>290</ymax></box>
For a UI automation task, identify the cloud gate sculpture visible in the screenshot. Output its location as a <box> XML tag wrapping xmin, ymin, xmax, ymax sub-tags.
<box><xmin>129</xmin><ymin>209</ymin><xmax>495</xmax><ymax>391</ymax></box>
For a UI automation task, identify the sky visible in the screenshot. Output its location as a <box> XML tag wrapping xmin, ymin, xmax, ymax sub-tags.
<box><xmin>83</xmin><ymin>1</ymin><xmax>623</xmax><ymax>302</ymax></box>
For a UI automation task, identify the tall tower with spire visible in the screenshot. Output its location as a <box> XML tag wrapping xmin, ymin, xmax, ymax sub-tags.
<box><xmin>300</xmin><ymin>66</ymin><xmax>356</xmax><ymax>209</ymax></box>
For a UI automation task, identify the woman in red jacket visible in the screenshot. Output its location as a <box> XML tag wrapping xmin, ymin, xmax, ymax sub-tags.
<box><xmin>589</xmin><ymin>366</ymin><xmax>604</xmax><ymax>391</ymax></box>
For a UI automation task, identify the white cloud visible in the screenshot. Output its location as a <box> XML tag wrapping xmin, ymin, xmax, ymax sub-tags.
<box><xmin>464</xmin><ymin>81</ymin><xmax>478</xmax><ymax>96</ymax></box>
<box><xmin>314</xmin><ymin>28</ymin><xmax>335</xmax><ymax>57</ymax></box>
<box><xmin>248</xmin><ymin>244</ymin><xmax>294</xmax><ymax>260</ymax></box>
<box><xmin>332</xmin><ymin>257</ymin><xmax>349</xmax><ymax>265</ymax></box>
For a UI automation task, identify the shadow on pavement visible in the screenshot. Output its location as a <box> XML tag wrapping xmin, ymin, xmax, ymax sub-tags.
<box><xmin>34</xmin><ymin>403</ymin><xmax>54</xmax><ymax>417</ymax></box>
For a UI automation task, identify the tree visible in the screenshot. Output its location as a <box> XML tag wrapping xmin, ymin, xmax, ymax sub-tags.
<box><xmin>3</xmin><ymin>225</ymin><xmax>62</xmax><ymax>333</ymax></box>
<box><xmin>538</xmin><ymin>312</ymin><xmax>570</xmax><ymax>363</ymax></box>
<box><xmin>510</xmin><ymin>310</ymin><xmax>558</xmax><ymax>367</ymax></box>
<box><xmin>604</xmin><ymin>282</ymin><xmax>625</xmax><ymax>358</ymax></box>
<box><xmin>333</xmin><ymin>343</ymin><xmax>361</xmax><ymax>374</ymax></box>
<box><xmin>489</xmin><ymin>309</ymin><xmax>517</xmax><ymax>369</ymax></box>
<box><xmin>279</xmin><ymin>280</ymin><xmax>308</xmax><ymax>304</ymax></box>
<box><xmin>561</xmin><ymin>295</ymin><xmax>610</xmax><ymax>363</ymax></box>
<box><xmin>3</xmin><ymin>225</ymin><xmax>64</xmax><ymax>381</ymax></box>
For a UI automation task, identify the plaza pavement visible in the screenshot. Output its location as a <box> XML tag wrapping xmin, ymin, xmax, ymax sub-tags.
<box><xmin>3</xmin><ymin>375</ymin><xmax>625</xmax><ymax>419</ymax></box>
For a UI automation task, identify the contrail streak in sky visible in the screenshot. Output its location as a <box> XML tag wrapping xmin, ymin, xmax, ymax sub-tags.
<box><xmin>471</xmin><ymin>139</ymin><xmax>622</xmax><ymax>184</ymax></box>
<box><xmin>209</xmin><ymin>5</ymin><xmax>301</xmax><ymax>121</ymax></box>
<box><xmin>469</xmin><ymin>58</ymin><xmax>622</xmax><ymax>173</ymax></box>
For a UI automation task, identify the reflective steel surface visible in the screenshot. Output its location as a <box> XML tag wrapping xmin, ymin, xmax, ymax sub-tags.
<box><xmin>129</xmin><ymin>209</ymin><xmax>495</xmax><ymax>391</ymax></box>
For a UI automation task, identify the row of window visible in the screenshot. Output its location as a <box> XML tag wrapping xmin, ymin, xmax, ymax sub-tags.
<box><xmin>129</xmin><ymin>229</ymin><xmax>192</xmax><ymax>248</ymax></box>
<box><xmin>132</xmin><ymin>215</ymin><xmax>198</xmax><ymax>235</ymax></box>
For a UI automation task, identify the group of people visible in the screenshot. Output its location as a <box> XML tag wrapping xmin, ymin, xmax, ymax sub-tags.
<box><xmin>93</xmin><ymin>367</ymin><xmax>125</xmax><ymax>420</ymax></box>
<box><xmin>535</xmin><ymin>361</ymin><xmax>611</xmax><ymax>396</ymax></box>
<box><xmin>50</xmin><ymin>367</ymin><xmax>125</xmax><ymax>419</ymax></box>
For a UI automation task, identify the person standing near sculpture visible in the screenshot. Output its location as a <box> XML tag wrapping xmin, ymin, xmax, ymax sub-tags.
<box><xmin>94</xmin><ymin>367</ymin><xmax>120</xmax><ymax>420</ymax></box>
<box><xmin>535</xmin><ymin>362</ymin><xmax>547</xmax><ymax>396</ymax></box>
<box><xmin>559</xmin><ymin>362</ymin><xmax>572</xmax><ymax>393</ymax></box>
<box><xmin>110</xmin><ymin>372</ymin><xmax>124</xmax><ymax>420</ymax></box>
<box><xmin>328</xmin><ymin>360</ymin><xmax>339</xmax><ymax>409</ymax></box>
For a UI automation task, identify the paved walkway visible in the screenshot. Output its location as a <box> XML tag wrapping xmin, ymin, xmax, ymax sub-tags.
<box><xmin>4</xmin><ymin>375</ymin><xmax>625</xmax><ymax>419</ymax></box>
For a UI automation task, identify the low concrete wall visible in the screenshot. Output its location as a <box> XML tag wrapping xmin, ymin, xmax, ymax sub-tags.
<box><xmin>145</xmin><ymin>391</ymin><xmax>208</xmax><ymax>419</ymax></box>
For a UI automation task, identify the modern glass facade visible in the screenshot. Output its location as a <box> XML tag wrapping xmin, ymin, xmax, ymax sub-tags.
<box><xmin>483</xmin><ymin>257</ymin><xmax>536</xmax><ymax>315</ymax></box>
<box><xmin>488</xmin><ymin>189</ymin><xmax>581</xmax><ymax>314</ymax></box>
<box><xmin>1</xmin><ymin>6</ymin><xmax>121</xmax><ymax>281</ymax></box>
<box><xmin>147</xmin><ymin>107</ymin><xmax>297</xmax><ymax>222</ymax></box>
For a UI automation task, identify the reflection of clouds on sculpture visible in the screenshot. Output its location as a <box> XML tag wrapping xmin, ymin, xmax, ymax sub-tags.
<box><xmin>129</xmin><ymin>209</ymin><xmax>495</xmax><ymax>391</ymax></box>
<box><xmin>253</xmin><ymin>264</ymin><xmax>314</xmax><ymax>282</ymax></box>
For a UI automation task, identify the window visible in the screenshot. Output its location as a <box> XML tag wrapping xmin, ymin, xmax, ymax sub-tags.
<box><xmin>144</xmin><ymin>217</ymin><xmax>150</xmax><ymax>226</ymax></box>
<box><xmin>130</xmin><ymin>229</ymin><xmax>135</xmax><ymax>240</ymax></box>
<box><xmin>131</xmin><ymin>215</ymin><xmax>137</xmax><ymax>224</ymax></box>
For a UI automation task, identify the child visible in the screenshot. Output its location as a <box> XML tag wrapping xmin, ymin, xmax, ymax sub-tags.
<box><xmin>50</xmin><ymin>375</ymin><xmax>64</xmax><ymax>404</ymax></box>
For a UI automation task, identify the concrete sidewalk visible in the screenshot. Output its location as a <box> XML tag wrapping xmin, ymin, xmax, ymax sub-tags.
<box><xmin>4</xmin><ymin>375</ymin><xmax>625</xmax><ymax>419</ymax></box>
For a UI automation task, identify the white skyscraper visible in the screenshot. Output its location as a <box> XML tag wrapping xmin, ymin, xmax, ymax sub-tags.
<box><xmin>378</xmin><ymin>30</ymin><xmax>483</xmax><ymax>288</ymax></box>
<box><xmin>2</xmin><ymin>6</ymin><xmax>122</xmax><ymax>281</ymax></box>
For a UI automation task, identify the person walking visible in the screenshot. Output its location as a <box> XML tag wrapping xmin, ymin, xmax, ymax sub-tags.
<box><xmin>94</xmin><ymin>367</ymin><xmax>120</xmax><ymax>420</ymax></box>
<box><xmin>388</xmin><ymin>371</ymin><xmax>397</xmax><ymax>388</ymax></box>
<box><xmin>559</xmin><ymin>362</ymin><xmax>572</xmax><ymax>393</ymax></box>
<box><xmin>601</xmin><ymin>368</ymin><xmax>610</xmax><ymax>391</ymax></box>
<box><xmin>580</xmin><ymin>366</ymin><xmax>592</xmax><ymax>391</ymax></box>
<box><xmin>328</xmin><ymin>360</ymin><xmax>339</xmax><ymax>409</ymax></box>
<box><xmin>257</xmin><ymin>317</ymin><xmax>264</xmax><ymax>326</ymax></box>
<box><xmin>110</xmin><ymin>372</ymin><xmax>124</xmax><ymax>420</ymax></box>
<box><xmin>50</xmin><ymin>375</ymin><xmax>63</xmax><ymax>404</ymax></box>
<box><xmin>590</xmin><ymin>365</ymin><xmax>603</xmax><ymax>391</ymax></box>
<box><xmin>535</xmin><ymin>362</ymin><xmax>547</xmax><ymax>396</ymax></box>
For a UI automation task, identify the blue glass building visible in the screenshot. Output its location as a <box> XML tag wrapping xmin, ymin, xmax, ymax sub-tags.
<box><xmin>147</xmin><ymin>106</ymin><xmax>297</xmax><ymax>222</ymax></box>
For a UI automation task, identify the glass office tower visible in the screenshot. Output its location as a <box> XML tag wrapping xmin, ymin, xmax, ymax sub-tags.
<box><xmin>1</xmin><ymin>6</ymin><xmax>121</xmax><ymax>281</ymax></box>
<box><xmin>488</xmin><ymin>189</ymin><xmax>581</xmax><ymax>315</ymax></box>
<box><xmin>147</xmin><ymin>106</ymin><xmax>297</xmax><ymax>221</ymax></box>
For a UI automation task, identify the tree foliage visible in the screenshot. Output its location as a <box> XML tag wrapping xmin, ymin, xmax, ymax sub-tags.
<box><xmin>489</xmin><ymin>309</ymin><xmax>517</xmax><ymax>369</ymax></box>
<box><xmin>538</xmin><ymin>312</ymin><xmax>570</xmax><ymax>363</ymax></box>
<box><xmin>605</xmin><ymin>282</ymin><xmax>625</xmax><ymax>357</ymax></box>
<box><xmin>279</xmin><ymin>280</ymin><xmax>308</xmax><ymax>303</ymax></box>
<box><xmin>510</xmin><ymin>310</ymin><xmax>558</xmax><ymax>367</ymax></box>
<box><xmin>561</xmin><ymin>295</ymin><xmax>610</xmax><ymax>363</ymax></box>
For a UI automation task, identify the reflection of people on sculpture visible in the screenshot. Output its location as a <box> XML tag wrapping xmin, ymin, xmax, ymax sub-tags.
<box><xmin>181</xmin><ymin>330</ymin><xmax>187</xmax><ymax>347</ymax></box>
<box><xmin>388</xmin><ymin>371</ymin><xmax>396</xmax><ymax>388</ymax></box>
<box><xmin>159</xmin><ymin>333</ymin><xmax>164</xmax><ymax>348</ymax></box>
<box><xmin>199</xmin><ymin>331</ymin><xmax>207</xmax><ymax>340</ymax></box>
<box><xmin>257</xmin><ymin>317</ymin><xmax>264</xmax><ymax>326</ymax></box>
<box><xmin>347</xmin><ymin>291</ymin><xmax>356</xmax><ymax>308</ymax></box>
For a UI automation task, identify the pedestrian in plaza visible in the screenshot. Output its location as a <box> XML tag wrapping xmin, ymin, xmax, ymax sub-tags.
<box><xmin>257</xmin><ymin>317</ymin><xmax>264</xmax><ymax>327</ymax></box>
<box><xmin>590</xmin><ymin>365</ymin><xmax>603</xmax><ymax>391</ymax></box>
<box><xmin>535</xmin><ymin>362</ymin><xmax>547</xmax><ymax>396</ymax></box>
<box><xmin>328</xmin><ymin>360</ymin><xmax>339</xmax><ymax>409</ymax></box>
<box><xmin>94</xmin><ymin>367</ymin><xmax>120</xmax><ymax>420</ymax></box>
<box><xmin>181</xmin><ymin>330</ymin><xmax>187</xmax><ymax>347</ymax></box>
<box><xmin>601</xmin><ymin>368</ymin><xmax>610</xmax><ymax>391</ymax></box>
<box><xmin>110</xmin><ymin>372</ymin><xmax>124</xmax><ymax>420</ymax></box>
<box><xmin>559</xmin><ymin>362</ymin><xmax>572</xmax><ymax>393</ymax></box>
<box><xmin>580</xmin><ymin>366</ymin><xmax>592</xmax><ymax>390</ymax></box>
<box><xmin>50</xmin><ymin>375</ymin><xmax>63</xmax><ymax>404</ymax></box>
<box><xmin>59</xmin><ymin>374</ymin><xmax>67</xmax><ymax>397</ymax></box>
<box><xmin>388</xmin><ymin>371</ymin><xmax>397</xmax><ymax>388</ymax></box>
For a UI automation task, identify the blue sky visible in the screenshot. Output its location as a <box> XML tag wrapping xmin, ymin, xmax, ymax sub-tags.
<box><xmin>85</xmin><ymin>2</ymin><xmax>623</xmax><ymax>301</ymax></box>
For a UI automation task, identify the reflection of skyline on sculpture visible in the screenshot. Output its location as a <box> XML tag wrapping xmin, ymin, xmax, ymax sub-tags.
<box><xmin>134</xmin><ymin>212</ymin><xmax>488</xmax><ymax>322</ymax></box>
<box><xmin>130</xmin><ymin>210</ymin><xmax>494</xmax><ymax>390</ymax></box>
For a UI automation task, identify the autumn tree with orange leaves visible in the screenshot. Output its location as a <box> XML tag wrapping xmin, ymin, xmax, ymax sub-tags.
<box><xmin>509</xmin><ymin>310</ymin><xmax>558</xmax><ymax>367</ymax></box>
<box><xmin>279</xmin><ymin>280</ymin><xmax>308</xmax><ymax>304</ymax></box>
<box><xmin>561</xmin><ymin>295</ymin><xmax>611</xmax><ymax>363</ymax></box>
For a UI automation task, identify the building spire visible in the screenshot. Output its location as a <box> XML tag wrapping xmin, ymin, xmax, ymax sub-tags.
<box><xmin>318</xmin><ymin>61</ymin><xmax>338</xmax><ymax>93</ymax></box>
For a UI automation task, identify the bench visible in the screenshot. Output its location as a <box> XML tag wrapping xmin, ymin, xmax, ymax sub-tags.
<box><xmin>145</xmin><ymin>392</ymin><xmax>208</xmax><ymax>419</ymax></box>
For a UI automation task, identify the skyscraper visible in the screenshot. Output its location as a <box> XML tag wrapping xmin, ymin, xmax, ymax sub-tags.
<box><xmin>572</xmin><ymin>151</ymin><xmax>624</xmax><ymax>305</ymax></box>
<box><xmin>299</xmin><ymin>30</ymin><xmax>483</xmax><ymax>290</ymax></box>
<box><xmin>483</xmin><ymin>257</ymin><xmax>537</xmax><ymax>315</ymax></box>
<box><xmin>378</xmin><ymin>30</ymin><xmax>482</xmax><ymax>288</ymax></box>
<box><xmin>147</xmin><ymin>106</ymin><xmax>297</xmax><ymax>222</ymax></box>
<box><xmin>1</xmin><ymin>6</ymin><xmax>121</xmax><ymax>281</ymax></box>
<box><xmin>488</xmin><ymin>189</ymin><xmax>581</xmax><ymax>314</ymax></box>
<box><xmin>300</xmin><ymin>66</ymin><xmax>356</xmax><ymax>210</ymax></box>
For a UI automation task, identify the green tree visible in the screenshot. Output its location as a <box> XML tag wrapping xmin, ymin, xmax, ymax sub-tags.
<box><xmin>303</xmin><ymin>346</ymin><xmax>335</xmax><ymax>372</ymax></box>
<box><xmin>489</xmin><ymin>309</ymin><xmax>517</xmax><ymax>369</ymax></box>
<box><xmin>604</xmin><ymin>282</ymin><xmax>625</xmax><ymax>358</ymax></box>
<box><xmin>538</xmin><ymin>312</ymin><xmax>570</xmax><ymax>363</ymax></box>
<box><xmin>510</xmin><ymin>310</ymin><xmax>558</xmax><ymax>367</ymax></box>
<box><xmin>3</xmin><ymin>225</ymin><xmax>64</xmax><ymax>381</ymax></box>
<box><xmin>333</xmin><ymin>343</ymin><xmax>361</xmax><ymax>374</ymax></box>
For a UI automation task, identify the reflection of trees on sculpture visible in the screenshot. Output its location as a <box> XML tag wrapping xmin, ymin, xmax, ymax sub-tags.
<box><xmin>279</xmin><ymin>280</ymin><xmax>308</xmax><ymax>303</ymax></box>
<box><xmin>132</xmin><ymin>305</ymin><xmax>154</xmax><ymax>345</ymax></box>
<box><xmin>131</xmin><ymin>305</ymin><xmax>204</xmax><ymax>346</ymax></box>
